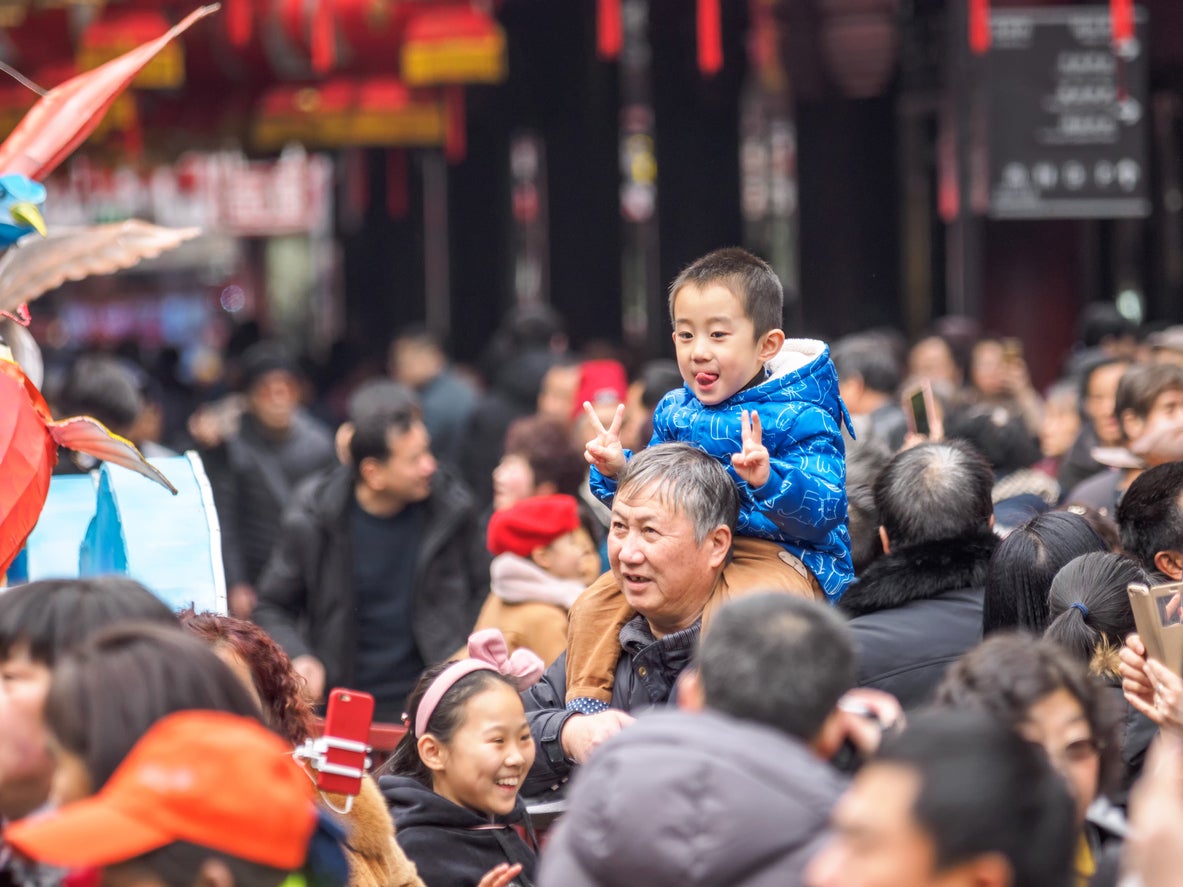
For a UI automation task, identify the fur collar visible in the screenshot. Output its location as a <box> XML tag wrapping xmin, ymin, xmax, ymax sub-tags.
<box><xmin>839</xmin><ymin>532</ymin><xmax>999</xmax><ymax>618</ymax></box>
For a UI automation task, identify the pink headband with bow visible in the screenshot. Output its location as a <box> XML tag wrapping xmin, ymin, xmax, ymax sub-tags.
<box><xmin>414</xmin><ymin>629</ymin><xmax>545</xmax><ymax>737</ymax></box>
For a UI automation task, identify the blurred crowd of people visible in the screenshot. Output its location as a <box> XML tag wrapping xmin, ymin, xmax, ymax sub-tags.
<box><xmin>10</xmin><ymin>268</ymin><xmax>1183</xmax><ymax>887</ymax></box>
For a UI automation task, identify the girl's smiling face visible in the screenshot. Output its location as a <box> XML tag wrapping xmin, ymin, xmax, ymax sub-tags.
<box><xmin>426</xmin><ymin>681</ymin><xmax>535</xmax><ymax>818</ymax></box>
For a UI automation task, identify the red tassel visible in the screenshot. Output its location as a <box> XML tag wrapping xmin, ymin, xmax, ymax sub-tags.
<box><xmin>387</xmin><ymin>150</ymin><xmax>408</xmax><ymax>219</ymax></box>
<box><xmin>697</xmin><ymin>0</ymin><xmax>722</xmax><ymax>75</ymax></box>
<box><xmin>969</xmin><ymin>0</ymin><xmax>990</xmax><ymax>55</ymax></box>
<box><xmin>227</xmin><ymin>0</ymin><xmax>252</xmax><ymax>47</ymax></box>
<box><xmin>311</xmin><ymin>0</ymin><xmax>335</xmax><ymax>73</ymax></box>
<box><xmin>445</xmin><ymin>86</ymin><xmax>466</xmax><ymax>164</ymax></box>
<box><xmin>597</xmin><ymin>0</ymin><xmax>622</xmax><ymax>60</ymax></box>
<box><xmin>1111</xmin><ymin>0</ymin><xmax>1134</xmax><ymax>44</ymax></box>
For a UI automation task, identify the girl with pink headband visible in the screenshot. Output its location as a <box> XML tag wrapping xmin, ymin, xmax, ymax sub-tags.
<box><xmin>380</xmin><ymin>629</ymin><xmax>544</xmax><ymax>887</ymax></box>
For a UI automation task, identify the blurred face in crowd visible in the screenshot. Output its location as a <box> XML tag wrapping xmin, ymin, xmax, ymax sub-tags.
<box><xmin>537</xmin><ymin>365</ymin><xmax>580</xmax><ymax>425</ymax></box>
<box><xmin>1018</xmin><ymin>688</ymin><xmax>1099</xmax><ymax>826</ymax></box>
<box><xmin>247</xmin><ymin>370</ymin><xmax>300</xmax><ymax>433</ymax></box>
<box><xmin>363</xmin><ymin>422</ymin><xmax>437</xmax><ymax>507</ymax></box>
<box><xmin>1040</xmin><ymin>393</ymin><xmax>1081</xmax><ymax>460</ymax></box>
<box><xmin>533</xmin><ymin>527</ymin><xmax>599</xmax><ymax>584</ymax></box>
<box><xmin>1122</xmin><ymin>388</ymin><xmax>1183</xmax><ymax>462</ymax></box>
<box><xmin>670</xmin><ymin>283</ymin><xmax>780</xmax><ymax>407</ymax></box>
<box><xmin>807</xmin><ymin>764</ymin><xmax>953</xmax><ymax>887</ymax></box>
<box><xmin>0</xmin><ymin>645</ymin><xmax>54</xmax><ymax>819</ymax></box>
<box><xmin>908</xmin><ymin>337</ymin><xmax>961</xmax><ymax>389</ymax></box>
<box><xmin>970</xmin><ymin>341</ymin><xmax>1006</xmax><ymax>398</ymax></box>
<box><xmin>389</xmin><ymin>339</ymin><xmax>443</xmax><ymax>390</ymax></box>
<box><xmin>608</xmin><ymin>482</ymin><xmax>729</xmax><ymax>636</ymax></box>
<box><xmin>1084</xmin><ymin>362</ymin><xmax>1128</xmax><ymax>446</ymax></box>
<box><xmin>492</xmin><ymin>453</ymin><xmax>536</xmax><ymax>512</ymax></box>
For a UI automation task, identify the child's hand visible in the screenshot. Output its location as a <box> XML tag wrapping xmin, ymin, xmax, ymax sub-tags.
<box><xmin>583</xmin><ymin>402</ymin><xmax>627</xmax><ymax>478</ymax></box>
<box><xmin>731</xmin><ymin>409</ymin><xmax>770</xmax><ymax>488</ymax></box>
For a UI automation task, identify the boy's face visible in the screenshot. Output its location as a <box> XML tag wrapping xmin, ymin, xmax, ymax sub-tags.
<box><xmin>671</xmin><ymin>283</ymin><xmax>782</xmax><ymax>406</ymax></box>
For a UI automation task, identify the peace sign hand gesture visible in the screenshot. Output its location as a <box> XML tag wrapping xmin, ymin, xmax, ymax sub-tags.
<box><xmin>731</xmin><ymin>409</ymin><xmax>770</xmax><ymax>488</ymax></box>
<box><xmin>583</xmin><ymin>402</ymin><xmax>627</xmax><ymax>478</ymax></box>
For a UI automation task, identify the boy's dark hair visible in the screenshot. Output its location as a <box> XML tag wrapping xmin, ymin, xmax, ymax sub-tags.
<box><xmin>47</xmin><ymin>623</ymin><xmax>264</xmax><ymax>790</ymax></box>
<box><xmin>874</xmin><ymin>441</ymin><xmax>994</xmax><ymax>549</ymax></box>
<box><xmin>831</xmin><ymin>333</ymin><xmax>902</xmax><ymax>397</ymax></box>
<box><xmin>1115</xmin><ymin>362</ymin><xmax>1183</xmax><ymax>427</ymax></box>
<box><xmin>0</xmin><ymin>577</ymin><xmax>176</xmax><ymax>666</ymax></box>
<box><xmin>697</xmin><ymin>595</ymin><xmax>855</xmax><ymax>742</ymax></box>
<box><xmin>347</xmin><ymin>379</ymin><xmax>422</xmax><ymax>479</ymax></box>
<box><xmin>1044</xmin><ymin>552</ymin><xmax>1146</xmax><ymax>675</ymax></box>
<box><xmin>667</xmin><ymin>247</ymin><xmax>784</xmax><ymax>338</ymax></box>
<box><xmin>934</xmin><ymin>632</ymin><xmax>1120</xmax><ymax>798</ymax></box>
<box><xmin>385</xmin><ymin>662</ymin><xmax>518</xmax><ymax>786</ymax></box>
<box><xmin>113</xmin><ymin>843</ymin><xmax>286</xmax><ymax>887</ymax></box>
<box><xmin>875</xmin><ymin>710</ymin><xmax>1077</xmax><ymax>887</ymax></box>
<box><xmin>1117</xmin><ymin>461</ymin><xmax>1183</xmax><ymax>572</ymax></box>
<box><xmin>983</xmin><ymin>511</ymin><xmax>1108</xmax><ymax>635</ymax></box>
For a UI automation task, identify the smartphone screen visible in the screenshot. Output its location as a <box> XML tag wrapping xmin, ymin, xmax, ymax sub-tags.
<box><xmin>909</xmin><ymin>389</ymin><xmax>930</xmax><ymax>437</ymax></box>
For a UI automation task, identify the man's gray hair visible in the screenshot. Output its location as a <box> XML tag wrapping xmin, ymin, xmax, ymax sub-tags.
<box><xmin>874</xmin><ymin>440</ymin><xmax>994</xmax><ymax>548</ymax></box>
<box><xmin>615</xmin><ymin>443</ymin><xmax>739</xmax><ymax>543</ymax></box>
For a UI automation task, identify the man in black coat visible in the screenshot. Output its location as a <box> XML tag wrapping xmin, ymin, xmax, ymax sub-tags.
<box><xmin>253</xmin><ymin>381</ymin><xmax>490</xmax><ymax>721</ymax></box>
<box><xmin>839</xmin><ymin>440</ymin><xmax>998</xmax><ymax>709</ymax></box>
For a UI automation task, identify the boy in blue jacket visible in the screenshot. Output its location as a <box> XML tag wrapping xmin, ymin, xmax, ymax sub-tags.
<box><xmin>567</xmin><ymin>246</ymin><xmax>853</xmax><ymax>711</ymax></box>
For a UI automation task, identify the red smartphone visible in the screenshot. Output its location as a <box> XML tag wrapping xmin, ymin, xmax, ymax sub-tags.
<box><xmin>317</xmin><ymin>688</ymin><xmax>374</xmax><ymax>796</ymax></box>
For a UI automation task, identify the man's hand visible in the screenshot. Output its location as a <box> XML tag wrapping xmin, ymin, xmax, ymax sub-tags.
<box><xmin>834</xmin><ymin>688</ymin><xmax>904</xmax><ymax>758</ymax></box>
<box><xmin>227</xmin><ymin>583</ymin><xmax>257</xmax><ymax>620</ymax></box>
<box><xmin>583</xmin><ymin>402</ymin><xmax>627</xmax><ymax>478</ymax></box>
<box><xmin>477</xmin><ymin>863</ymin><xmax>524</xmax><ymax>887</ymax></box>
<box><xmin>560</xmin><ymin>709</ymin><xmax>635</xmax><ymax>763</ymax></box>
<box><xmin>730</xmin><ymin>409</ymin><xmax>770</xmax><ymax>488</ymax></box>
<box><xmin>292</xmin><ymin>654</ymin><xmax>326</xmax><ymax>705</ymax></box>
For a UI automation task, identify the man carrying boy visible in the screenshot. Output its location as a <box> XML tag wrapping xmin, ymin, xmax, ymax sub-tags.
<box><xmin>569</xmin><ymin>247</ymin><xmax>853</xmax><ymax>712</ymax></box>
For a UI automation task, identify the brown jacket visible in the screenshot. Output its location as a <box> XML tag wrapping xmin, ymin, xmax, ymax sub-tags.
<box><xmin>472</xmin><ymin>594</ymin><xmax>569</xmax><ymax>667</ymax></box>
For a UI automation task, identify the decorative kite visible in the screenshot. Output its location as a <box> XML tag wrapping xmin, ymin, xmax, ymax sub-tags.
<box><xmin>0</xmin><ymin>6</ymin><xmax>220</xmax><ymax>575</ymax></box>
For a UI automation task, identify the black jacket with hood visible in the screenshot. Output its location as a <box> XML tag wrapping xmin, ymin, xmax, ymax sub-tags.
<box><xmin>253</xmin><ymin>463</ymin><xmax>490</xmax><ymax>691</ymax></box>
<box><xmin>380</xmin><ymin>776</ymin><xmax>537</xmax><ymax>887</ymax></box>
<box><xmin>840</xmin><ymin>531</ymin><xmax>999</xmax><ymax>709</ymax></box>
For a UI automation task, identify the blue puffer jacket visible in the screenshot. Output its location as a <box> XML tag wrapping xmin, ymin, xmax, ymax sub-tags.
<box><xmin>590</xmin><ymin>339</ymin><xmax>854</xmax><ymax>599</ymax></box>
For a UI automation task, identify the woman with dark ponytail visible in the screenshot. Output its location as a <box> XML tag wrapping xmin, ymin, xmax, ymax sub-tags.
<box><xmin>1044</xmin><ymin>551</ymin><xmax>1155</xmax><ymax>801</ymax></box>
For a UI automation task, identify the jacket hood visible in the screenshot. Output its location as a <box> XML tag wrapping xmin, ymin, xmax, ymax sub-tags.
<box><xmin>379</xmin><ymin>775</ymin><xmax>526</xmax><ymax>831</ymax></box>
<box><xmin>729</xmin><ymin>339</ymin><xmax>853</xmax><ymax>437</ymax></box>
<box><xmin>538</xmin><ymin>709</ymin><xmax>844</xmax><ymax>887</ymax></box>
<box><xmin>839</xmin><ymin>531</ymin><xmax>999</xmax><ymax>617</ymax></box>
<box><xmin>491</xmin><ymin>553</ymin><xmax>585</xmax><ymax>609</ymax></box>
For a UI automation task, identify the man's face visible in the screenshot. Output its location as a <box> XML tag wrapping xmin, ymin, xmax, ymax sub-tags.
<box><xmin>806</xmin><ymin>764</ymin><xmax>944</xmax><ymax>887</ymax></box>
<box><xmin>537</xmin><ymin>365</ymin><xmax>580</xmax><ymax>425</ymax></box>
<box><xmin>366</xmin><ymin>422</ymin><xmax>437</xmax><ymax>505</ymax></box>
<box><xmin>607</xmin><ymin>484</ymin><xmax>728</xmax><ymax>636</ymax></box>
<box><xmin>1124</xmin><ymin>388</ymin><xmax>1183</xmax><ymax>461</ymax></box>
<box><xmin>246</xmin><ymin>370</ymin><xmax>300</xmax><ymax>433</ymax></box>
<box><xmin>0</xmin><ymin>645</ymin><xmax>54</xmax><ymax>819</ymax></box>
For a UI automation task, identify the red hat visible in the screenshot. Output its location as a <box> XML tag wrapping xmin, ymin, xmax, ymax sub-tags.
<box><xmin>6</xmin><ymin>711</ymin><xmax>317</xmax><ymax>870</ymax></box>
<box><xmin>488</xmin><ymin>494</ymin><xmax>581</xmax><ymax>558</ymax></box>
<box><xmin>573</xmin><ymin>359</ymin><xmax>628</xmax><ymax>419</ymax></box>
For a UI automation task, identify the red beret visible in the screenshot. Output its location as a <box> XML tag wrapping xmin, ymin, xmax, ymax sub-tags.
<box><xmin>487</xmin><ymin>494</ymin><xmax>582</xmax><ymax>558</ymax></box>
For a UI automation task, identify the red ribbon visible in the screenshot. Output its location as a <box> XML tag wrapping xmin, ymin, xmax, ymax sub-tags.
<box><xmin>387</xmin><ymin>149</ymin><xmax>408</xmax><ymax>219</ymax></box>
<box><xmin>1111</xmin><ymin>0</ymin><xmax>1134</xmax><ymax>44</ymax></box>
<box><xmin>697</xmin><ymin>0</ymin><xmax>722</xmax><ymax>75</ymax></box>
<box><xmin>597</xmin><ymin>0</ymin><xmax>622</xmax><ymax>60</ymax></box>
<box><xmin>445</xmin><ymin>86</ymin><xmax>466</xmax><ymax>164</ymax></box>
<box><xmin>969</xmin><ymin>0</ymin><xmax>990</xmax><ymax>55</ymax></box>
<box><xmin>311</xmin><ymin>0</ymin><xmax>335</xmax><ymax>73</ymax></box>
<box><xmin>227</xmin><ymin>0</ymin><xmax>252</xmax><ymax>47</ymax></box>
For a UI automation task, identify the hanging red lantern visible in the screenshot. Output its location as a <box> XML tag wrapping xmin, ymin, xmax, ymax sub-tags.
<box><xmin>698</xmin><ymin>0</ymin><xmax>722</xmax><ymax>76</ymax></box>
<box><xmin>311</xmin><ymin>0</ymin><xmax>335</xmax><ymax>74</ymax></box>
<box><xmin>597</xmin><ymin>0</ymin><xmax>622</xmax><ymax>60</ymax></box>
<box><xmin>1110</xmin><ymin>0</ymin><xmax>1133</xmax><ymax>46</ymax></box>
<box><xmin>969</xmin><ymin>0</ymin><xmax>991</xmax><ymax>55</ymax></box>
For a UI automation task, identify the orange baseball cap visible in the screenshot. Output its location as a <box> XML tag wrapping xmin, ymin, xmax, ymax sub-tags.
<box><xmin>6</xmin><ymin>710</ymin><xmax>318</xmax><ymax>870</ymax></box>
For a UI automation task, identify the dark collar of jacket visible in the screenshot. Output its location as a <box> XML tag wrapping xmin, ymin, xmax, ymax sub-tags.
<box><xmin>839</xmin><ymin>531</ymin><xmax>999</xmax><ymax>618</ymax></box>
